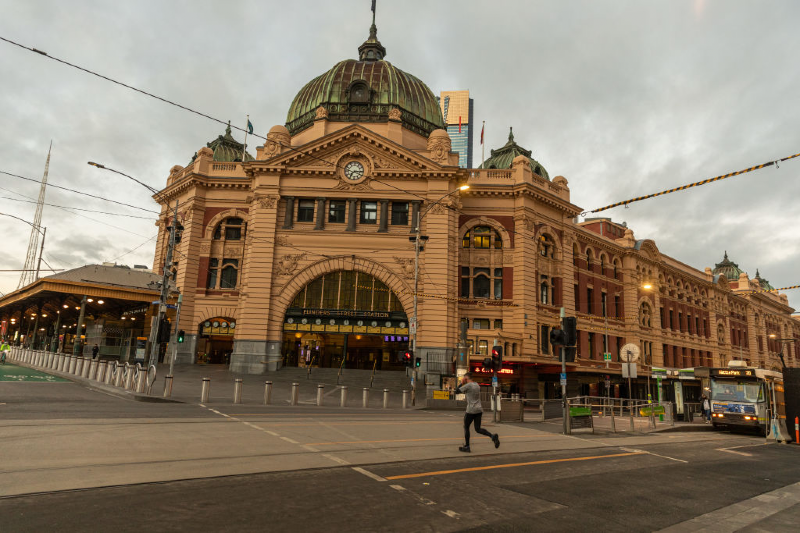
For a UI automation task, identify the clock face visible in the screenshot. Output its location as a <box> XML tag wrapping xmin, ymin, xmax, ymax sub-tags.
<box><xmin>344</xmin><ymin>161</ymin><xmax>365</xmax><ymax>180</ymax></box>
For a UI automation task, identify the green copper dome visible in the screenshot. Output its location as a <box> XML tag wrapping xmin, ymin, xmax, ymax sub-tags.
<box><xmin>713</xmin><ymin>251</ymin><xmax>744</xmax><ymax>281</ymax></box>
<box><xmin>191</xmin><ymin>123</ymin><xmax>254</xmax><ymax>164</ymax></box>
<box><xmin>479</xmin><ymin>127</ymin><xmax>550</xmax><ymax>180</ymax></box>
<box><xmin>754</xmin><ymin>269</ymin><xmax>774</xmax><ymax>290</ymax></box>
<box><xmin>285</xmin><ymin>24</ymin><xmax>444</xmax><ymax>137</ymax></box>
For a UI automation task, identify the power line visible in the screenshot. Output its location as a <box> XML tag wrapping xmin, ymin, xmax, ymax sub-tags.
<box><xmin>107</xmin><ymin>235</ymin><xmax>158</xmax><ymax>263</ymax></box>
<box><xmin>0</xmin><ymin>169</ymin><xmax>160</xmax><ymax>214</ymax></box>
<box><xmin>586</xmin><ymin>152</ymin><xmax>800</xmax><ymax>214</ymax></box>
<box><xmin>0</xmin><ymin>194</ymin><xmax>154</xmax><ymax>219</ymax></box>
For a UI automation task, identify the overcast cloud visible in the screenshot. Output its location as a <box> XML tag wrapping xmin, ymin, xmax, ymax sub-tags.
<box><xmin>1</xmin><ymin>0</ymin><xmax>798</xmax><ymax>310</ymax></box>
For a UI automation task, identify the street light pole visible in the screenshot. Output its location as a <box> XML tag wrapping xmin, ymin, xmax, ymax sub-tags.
<box><xmin>147</xmin><ymin>199</ymin><xmax>179</xmax><ymax>369</ymax></box>
<box><xmin>410</xmin><ymin>185</ymin><xmax>469</xmax><ymax>406</ymax></box>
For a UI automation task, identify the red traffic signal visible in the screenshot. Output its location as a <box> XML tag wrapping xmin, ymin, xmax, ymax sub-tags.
<box><xmin>491</xmin><ymin>345</ymin><xmax>502</xmax><ymax>371</ymax></box>
<box><xmin>402</xmin><ymin>351</ymin><xmax>413</xmax><ymax>368</ymax></box>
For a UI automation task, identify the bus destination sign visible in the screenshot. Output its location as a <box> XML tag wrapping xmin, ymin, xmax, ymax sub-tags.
<box><xmin>712</xmin><ymin>369</ymin><xmax>754</xmax><ymax>377</ymax></box>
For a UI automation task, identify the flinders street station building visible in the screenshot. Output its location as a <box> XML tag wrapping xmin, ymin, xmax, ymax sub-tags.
<box><xmin>150</xmin><ymin>22</ymin><xmax>798</xmax><ymax>400</ymax></box>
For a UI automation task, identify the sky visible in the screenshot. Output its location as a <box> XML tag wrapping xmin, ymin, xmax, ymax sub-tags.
<box><xmin>0</xmin><ymin>0</ymin><xmax>798</xmax><ymax>309</ymax></box>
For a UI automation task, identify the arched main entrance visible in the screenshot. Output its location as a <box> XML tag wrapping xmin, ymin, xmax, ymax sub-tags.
<box><xmin>282</xmin><ymin>270</ymin><xmax>409</xmax><ymax>370</ymax></box>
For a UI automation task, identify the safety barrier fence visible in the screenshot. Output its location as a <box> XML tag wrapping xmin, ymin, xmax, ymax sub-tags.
<box><xmin>6</xmin><ymin>347</ymin><xmax>411</xmax><ymax>408</ymax></box>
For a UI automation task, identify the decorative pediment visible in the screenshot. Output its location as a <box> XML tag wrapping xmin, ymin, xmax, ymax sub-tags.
<box><xmin>259</xmin><ymin>124</ymin><xmax>441</xmax><ymax>174</ymax></box>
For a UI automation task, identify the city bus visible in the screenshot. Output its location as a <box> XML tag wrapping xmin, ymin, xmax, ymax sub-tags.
<box><xmin>705</xmin><ymin>364</ymin><xmax>783</xmax><ymax>435</ymax></box>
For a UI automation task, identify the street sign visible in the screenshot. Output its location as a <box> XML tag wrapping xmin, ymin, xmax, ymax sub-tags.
<box><xmin>622</xmin><ymin>362</ymin><xmax>638</xmax><ymax>378</ymax></box>
<box><xmin>560</xmin><ymin>372</ymin><xmax>567</xmax><ymax>386</ymax></box>
<box><xmin>409</xmin><ymin>317</ymin><xmax>417</xmax><ymax>335</ymax></box>
<box><xmin>492</xmin><ymin>376</ymin><xmax>498</xmax><ymax>387</ymax></box>
<box><xmin>603</xmin><ymin>353</ymin><xmax>611</xmax><ymax>361</ymax></box>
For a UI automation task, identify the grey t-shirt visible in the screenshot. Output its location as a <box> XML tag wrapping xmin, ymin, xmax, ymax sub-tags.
<box><xmin>458</xmin><ymin>381</ymin><xmax>482</xmax><ymax>414</ymax></box>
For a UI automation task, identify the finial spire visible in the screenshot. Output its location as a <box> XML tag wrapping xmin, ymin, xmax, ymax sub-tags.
<box><xmin>359</xmin><ymin>0</ymin><xmax>386</xmax><ymax>61</ymax></box>
<box><xmin>508</xmin><ymin>127</ymin><xmax>514</xmax><ymax>143</ymax></box>
<box><xmin>225</xmin><ymin>121</ymin><xmax>232</xmax><ymax>136</ymax></box>
<box><xmin>756</xmin><ymin>268</ymin><xmax>761</xmax><ymax>277</ymax></box>
<box><xmin>723</xmin><ymin>250</ymin><xmax>728</xmax><ymax>260</ymax></box>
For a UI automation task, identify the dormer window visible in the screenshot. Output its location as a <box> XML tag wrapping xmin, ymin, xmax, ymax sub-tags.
<box><xmin>350</xmin><ymin>81</ymin><xmax>370</xmax><ymax>103</ymax></box>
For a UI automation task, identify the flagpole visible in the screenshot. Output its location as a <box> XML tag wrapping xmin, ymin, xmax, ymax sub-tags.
<box><xmin>241</xmin><ymin>114</ymin><xmax>249</xmax><ymax>163</ymax></box>
<box><xmin>481</xmin><ymin>120</ymin><xmax>485</xmax><ymax>167</ymax></box>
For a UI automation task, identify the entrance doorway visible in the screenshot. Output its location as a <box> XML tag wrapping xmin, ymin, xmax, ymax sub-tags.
<box><xmin>197</xmin><ymin>318</ymin><xmax>235</xmax><ymax>364</ymax></box>
<box><xmin>282</xmin><ymin>332</ymin><xmax>409</xmax><ymax>370</ymax></box>
<box><xmin>282</xmin><ymin>270</ymin><xmax>410</xmax><ymax>371</ymax></box>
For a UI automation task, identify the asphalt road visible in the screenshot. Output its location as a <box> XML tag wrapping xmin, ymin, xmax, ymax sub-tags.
<box><xmin>2</xmin><ymin>363</ymin><xmax>800</xmax><ymax>532</ymax></box>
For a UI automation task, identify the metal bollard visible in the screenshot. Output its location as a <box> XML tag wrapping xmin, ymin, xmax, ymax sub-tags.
<box><xmin>362</xmin><ymin>388</ymin><xmax>370</xmax><ymax>408</ymax></box>
<box><xmin>124</xmin><ymin>366</ymin><xmax>134</xmax><ymax>390</ymax></box>
<box><xmin>96</xmin><ymin>361</ymin><xmax>107</xmax><ymax>383</ymax></box>
<box><xmin>234</xmin><ymin>379</ymin><xmax>243</xmax><ymax>404</ymax></box>
<box><xmin>163</xmin><ymin>375</ymin><xmax>174</xmax><ymax>398</ymax></box>
<box><xmin>106</xmin><ymin>363</ymin><xmax>115</xmax><ymax>385</ymax></box>
<box><xmin>73</xmin><ymin>357</ymin><xmax>82</xmax><ymax>376</ymax></box>
<box><xmin>340</xmin><ymin>386</ymin><xmax>348</xmax><ymax>408</ymax></box>
<box><xmin>200</xmin><ymin>378</ymin><xmax>210</xmax><ymax>403</ymax></box>
<box><xmin>290</xmin><ymin>382</ymin><xmax>299</xmax><ymax>406</ymax></box>
<box><xmin>114</xmin><ymin>365</ymin><xmax>124</xmax><ymax>387</ymax></box>
<box><xmin>383</xmin><ymin>389</ymin><xmax>390</xmax><ymax>409</ymax></box>
<box><xmin>82</xmin><ymin>359</ymin><xmax>91</xmax><ymax>378</ymax></box>
<box><xmin>88</xmin><ymin>360</ymin><xmax>97</xmax><ymax>380</ymax></box>
<box><xmin>264</xmin><ymin>381</ymin><xmax>272</xmax><ymax>405</ymax></box>
<box><xmin>136</xmin><ymin>368</ymin><xmax>147</xmax><ymax>393</ymax></box>
<box><xmin>57</xmin><ymin>354</ymin><xmax>64</xmax><ymax>372</ymax></box>
<box><xmin>402</xmin><ymin>390</ymin><xmax>409</xmax><ymax>409</ymax></box>
<box><xmin>316</xmin><ymin>384</ymin><xmax>324</xmax><ymax>406</ymax></box>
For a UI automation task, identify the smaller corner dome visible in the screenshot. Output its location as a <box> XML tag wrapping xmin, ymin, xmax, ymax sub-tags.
<box><xmin>712</xmin><ymin>251</ymin><xmax>744</xmax><ymax>281</ymax></box>
<box><xmin>479</xmin><ymin>127</ymin><xmax>549</xmax><ymax>180</ymax></box>
<box><xmin>754</xmin><ymin>269</ymin><xmax>774</xmax><ymax>290</ymax></box>
<box><xmin>191</xmin><ymin>122</ymin><xmax>254</xmax><ymax>164</ymax></box>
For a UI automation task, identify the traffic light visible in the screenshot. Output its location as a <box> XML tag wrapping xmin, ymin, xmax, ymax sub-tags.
<box><xmin>415</xmin><ymin>357</ymin><xmax>421</xmax><ymax>368</ymax></box>
<box><xmin>174</xmin><ymin>223</ymin><xmax>185</xmax><ymax>244</ymax></box>
<box><xmin>177</xmin><ymin>330</ymin><xmax>185</xmax><ymax>343</ymax></box>
<box><xmin>491</xmin><ymin>345</ymin><xmax>502</xmax><ymax>371</ymax></box>
<box><xmin>564</xmin><ymin>346</ymin><xmax>577</xmax><ymax>363</ymax></box>
<box><xmin>157</xmin><ymin>318</ymin><xmax>171</xmax><ymax>343</ymax></box>
<box><xmin>482</xmin><ymin>357</ymin><xmax>493</xmax><ymax>371</ymax></box>
<box><xmin>562</xmin><ymin>316</ymin><xmax>577</xmax><ymax>346</ymax></box>
<box><xmin>402</xmin><ymin>351</ymin><xmax>413</xmax><ymax>368</ymax></box>
<box><xmin>549</xmin><ymin>328</ymin><xmax>566</xmax><ymax>347</ymax></box>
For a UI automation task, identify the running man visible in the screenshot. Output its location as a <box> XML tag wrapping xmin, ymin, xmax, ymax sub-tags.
<box><xmin>456</xmin><ymin>372</ymin><xmax>499</xmax><ymax>452</ymax></box>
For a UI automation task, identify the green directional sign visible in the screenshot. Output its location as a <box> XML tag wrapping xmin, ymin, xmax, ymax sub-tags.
<box><xmin>603</xmin><ymin>353</ymin><xmax>611</xmax><ymax>361</ymax></box>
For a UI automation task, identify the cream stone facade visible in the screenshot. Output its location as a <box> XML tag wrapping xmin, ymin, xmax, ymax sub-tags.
<box><xmin>151</xmin><ymin>23</ymin><xmax>798</xmax><ymax>401</ymax></box>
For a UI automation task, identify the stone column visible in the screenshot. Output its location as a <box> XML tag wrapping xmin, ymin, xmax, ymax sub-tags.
<box><xmin>282</xmin><ymin>196</ymin><xmax>294</xmax><ymax>229</ymax></box>
<box><xmin>314</xmin><ymin>198</ymin><xmax>326</xmax><ymax>230</ymax></box>
<box><xmin>378</xmin><ymin>200</ymin><xmax>389</xmax><ymax>233</ymax></box>
<box><xmin>346</xmin><ymin>199</ymin><xmax>357</xmax><ymax>232</ymax></box>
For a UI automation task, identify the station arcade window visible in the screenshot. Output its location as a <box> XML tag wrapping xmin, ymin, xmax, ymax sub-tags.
<box><xmin>473</xmin><ymin>269</ymin><xmax>491</xmax><ymax>299</ymax></box>
<box><xmin>541</xmin><ymin>325</ymin><xmax>550</xmax><ymax>354</ymax></box>
<box><xmin>477</xmin><ymin>340</ymin><xmax>489</xmax><ymax>355</ymax></box>
<box><xmin>213</xmin><ymin>217</ymin><xmax>245</xmax><ymax>240</ymax></box>
<box><xmin>461</xmin><ymin>267</ymin><xmax>470</xmax><ymax>298</ymax></box>
<box><xmin>493</xmin><ymin>319</ymin><xmax>503</xmax><ymax>330</ymax></box>
<box><xmin>473</xmin><ymin>319</ymin><xmax>490</xmax><ymax>330</ymax></box>
<box><xmin>462</xmin><ymin>267</ymin><xmax>503</xmax><ymax>300</ymax></box>
<box><xmin>297</xmin><ymin>200</ymin><xmax>315</xmax><ymax>222</ymax></box>
<box><xmin>540</xmin><ymin>281</ymin><xmax>550</xmax><ymax>305</ymax></box>
<box><xmin>360</xmin><ymin>201</ymin><xmax>377</xmax><ymax>224</ymax></box>
<box><xmin>219</xmin><ymin>259</ymin><xmax>239</xmax><ymax>289</ymax></box>
<box><xmin>462</xmin><ymin>226</ymin><xmax>502</xmax><ymax>249</ymax></box>
<box><xmin>494</xmin><ymin>268</ymin><xmax>503</xmax><ymax>299</ymax></box>
<box><xmin>539</xmin><ymin>234</ymin><xmax>555</xmax><ymax>258</ymax></box>
<box><xmin>391</xmin><ymin>202</ymin><xmax>409</xmax><ymax>225</ymax></box>
<box><xmin>328</xmin><ymin>201</ymin><xmax>346</xmax><ymax>223</ymax></box>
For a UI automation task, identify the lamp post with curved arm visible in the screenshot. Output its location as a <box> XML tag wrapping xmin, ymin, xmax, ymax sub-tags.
<box><xmin>409</xmin><ymin>184</ymin><xmax>468</xmax><ymax>405</ymax></box>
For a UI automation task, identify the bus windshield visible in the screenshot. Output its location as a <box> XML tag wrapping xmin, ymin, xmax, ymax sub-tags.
<box><xmin>711</xmin><ymin>380</ymin><xmax>763</xmax><ymax>402</ymax></box>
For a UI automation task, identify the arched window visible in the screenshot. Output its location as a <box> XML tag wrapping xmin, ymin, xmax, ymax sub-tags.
<box><xmin>540</xmin><ymin>282</ymin><xmax>550</xmax><ymax>305</ymax></box>
<box><xmin>219</xmin><ymin>259</ymin><xmax>239</xmax><ymax>289</ymax></box>
<box><xmin>573</xmin><ymin>243</ymin><xmax>580</xmax><ymax>267</ymax></box>
<box><xmin>539</xmin><ymin>234</ymin><xmax>556</xmax><ymax>258</ymax></box>
<box><xmin>349</xmin><ymin>81</ymin><xmax>370</xmax><ymax>103</ymax></box>
<box><xmin>640</xmin><ymin>302</ymin><xmax>652</xmax><ymax>327</ymax></box>
<box><xmin>462</xmin><ymin>226</ymin><xmax>502</xmax><ymax>249</ymax></box>
<box><xmin>586</xmin><ymin>249</ymin><xmax>593</xmax><ymax>271</ymax></box>
<box><xmin>213</xmin><ymin>217</ymin><xmax>245</xmax><ymax>241</ymax></box>
<box><xmin>600</xmin><ymin>254</ymin><xmax>606</xmax><ymax>274</ymax></box>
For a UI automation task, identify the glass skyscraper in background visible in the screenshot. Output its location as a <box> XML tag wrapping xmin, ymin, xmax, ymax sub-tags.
<box><xmin>437</xmin><ymin>90</ymin><xmax>474</xmax><ymax>168</ymax></box>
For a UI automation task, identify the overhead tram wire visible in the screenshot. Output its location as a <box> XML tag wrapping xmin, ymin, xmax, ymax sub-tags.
<box><xmin>586</xmin><ymin>152</ymin><xmax>800</xmax><ymax>214</ymax></box>
<box><xmin>0</xmin><ymin>194</ymin><xmax>154</xmax><ymax>219</ymax></box>
<box><xmin>1</xmin><ymin>169</ymin><xmax>160</xmax><ymax>214</ymax></box>
<box><xmin>0</xmin><ymin>35</ymin><xmax>452</xmax><ymax>207</ymax></box>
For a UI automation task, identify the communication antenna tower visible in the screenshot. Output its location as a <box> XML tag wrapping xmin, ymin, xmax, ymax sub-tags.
<box><xmin>18</xmin><ymin>142</ymin><xmax>52</xmax><ymax>289</ymax></box>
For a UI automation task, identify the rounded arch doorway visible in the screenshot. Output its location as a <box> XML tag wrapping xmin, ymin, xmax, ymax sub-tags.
<box><xmin>282</xmin><ymin>270</ymin><xmax>409</xmax><ymax>371</ymax></box>
<box><xmin>197</xmin><ymin>318</ymin><xmax>236</xmax><ymax>364</ymax></box>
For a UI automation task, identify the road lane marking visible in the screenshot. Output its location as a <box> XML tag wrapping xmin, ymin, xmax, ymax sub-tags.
<box><xmin>717</xmin><ymin>448</ymin><xmax>752</xmax><ymax>456</ymax></box>
<box><xmin>442</xmin><ymin>510</ymin><xmax>460</xmax><ymax>519</ymax></box>
<box><xmin>390</xmin><ymin>484</ymin><xmax>406</xmax><ymax>491</ymax></box>
<box><xmin>620</xmin><ymin>447</ymin><xmax>688</xmax><ymax>463</ymax></box>
<box><xmin>352</xmin><ymin>466</ymin><xmax>387</xmax><ymax>482</ymax></box>
<box><xmin>305</xmin><ymin>435</ymin><xmax>540</xmax><ymax>446</ymax></box>
<box><xmin>322</xmin><ymin>454</ymin><xmax>350</xmax><ymax>465</ymax></box>
<box><xmin>384</xmin><ymin>452</ymin><xmax>647</xmax><ymax>480</ymax></box>
<box><xmin>280</xmin><ymin>436</ymin><xmax>299</xmax><ymax>444</ymax></box>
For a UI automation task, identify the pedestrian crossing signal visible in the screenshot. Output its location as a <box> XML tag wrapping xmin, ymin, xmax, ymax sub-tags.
<box><xmin>177</xmin><ymin>330</ymin><xmax>185</xmax><ymax>343</ymax></box>
<box><xmin>491</xmin><ymin>346</ymin><xmax>502</xmax><ymax>371</ymax></box>
<box><xmin>403</xmin><ymin>351</ymin><xmax>413</xmax><ymax>368</ymax></box>
<box><xmin>415</xmin><ymin>357</ymin><xmax>421</xmax><ymax>368</ymax></box>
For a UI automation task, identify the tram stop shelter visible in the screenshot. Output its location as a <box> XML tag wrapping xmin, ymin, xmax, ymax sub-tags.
<box><xmin>0</xmin><ymin>264</ymin><xmax>176</xmax><ymax>361</ymax></box>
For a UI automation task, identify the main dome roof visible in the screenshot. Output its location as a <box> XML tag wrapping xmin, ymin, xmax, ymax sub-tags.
<box><xmin>285</xmin><ymin>22</ymin><xmax>444</xmax><ymax>137</ymax></box>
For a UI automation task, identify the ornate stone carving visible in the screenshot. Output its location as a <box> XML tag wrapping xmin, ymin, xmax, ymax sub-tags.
<box><xmin>256</xmin><ymin>195</ymin><xmax>278</xmax><ymax>210</ymax></box>
<box><xmin>275</xmin><ymin>253</ymin><xmax>306</xmax><ymax>277</ymax></box>
<box><xmin>315</xmin><ymin>106</ymin><xmax>329</xmax><ymax>120</ymax></box>
<box><xmin>196</xmin><ymin>147</ymin><xmax>214</xmax><ymax>160</ymax></box>
<box><xmin>275</xmin><ymin>235</ymin><xmax>291</xmax><ymax>247</ymax></box>
<box><xmin>519</xmin><ymin>214</ymin><xmax>535</xmax><ymax>232</ymax></box>
<box><xmin>427</xmin><ymin>129</ymin><xmax>452</xmax><ymax>164</ymax></box>
<box><xmin>199</xmin><ymin>242</ymin><xmax>211</xmax><ymax>253</ymax></box>
<box><xmin>388</xmin><ymin>107</ymin><xmax>402</xmax><ymax>121</ymax></box>
<box><xmin>225</xmin><ymin>245</ymin><xmax>244</xmax><ymax>256</ymax></box>
<box><xmin>333</xmin><ymin>180</ymin><xmax>373</xmax><ymax>191</ymax></box>
<box><xmin>393</xmin><ymin>257</ymin><xmax>415</xmax><ymax>280</ymax></box>
<box><xmin>265</xmin><ymin>126</ymin><xmax>291</xmax><ymax>158</ymax></box>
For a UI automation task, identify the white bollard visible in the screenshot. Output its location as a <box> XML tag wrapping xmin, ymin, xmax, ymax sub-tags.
<box><xmin>163</xmin><ymin>375</ymin><xmax>174</xmax><ymax>398</ymax></box>
<box><xmin>88</xmin><ymin>360</ymin><xmax>98</xmax><ymax>380</ymax></box>
<box><xmin>383</xmin><ymin>389</ymin><xmax>390</xmax><ymax>409</ymax></box>
<box><xmin>264</xmin><ymin>381</ymin><xmax>272</xmax><ymax>405</ymax></box>
<box><xmin>200</xmin><ymin>378</ymin><xmax>211</xmax><ymax>403</ymax></box>
<box><xmin>290</xmin><ymin>382</ymin><xmax>299</xmax><ymax>406</ymax></box>
<box><xmin>82</xmin><ymin>359</ymin><xmax>91</xmax><ymax>378</ymax></box>
<box><xmin>136</xmin><ymin>369</ymin><xmax>147</xmax><ymax>393</ymax></box>
<box><xmin>402</xmin><ymin>390</ymin><xmax>409</xmax><ymax>409</ymax></box>
<box><xmin>96</xmin><ymin>361</ymin><xmax>107</xmax><ymax>383</ymax></box>
<box><xmin>234</xmin><ymin>379</ymin><xmax>243</xmax><ymax>404</ymax></box>
<box><xmin>316</xmin><ymin>384</ymin><xmax>324</xmax><ymax>406</ymax></box>
<box><xmin>68</xmin><ymin>356</ymin><xmax>77</xmax><ymax>375</ymax></box>
<box><xmin>362</xmin><ymin>388</ymin><xmax>370</xmax><ymax>408</ymax></box>
<box><xmin>340</xmin><ymin>386</ymin><xmax>348</xmax><ymax>408</ymax></box>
